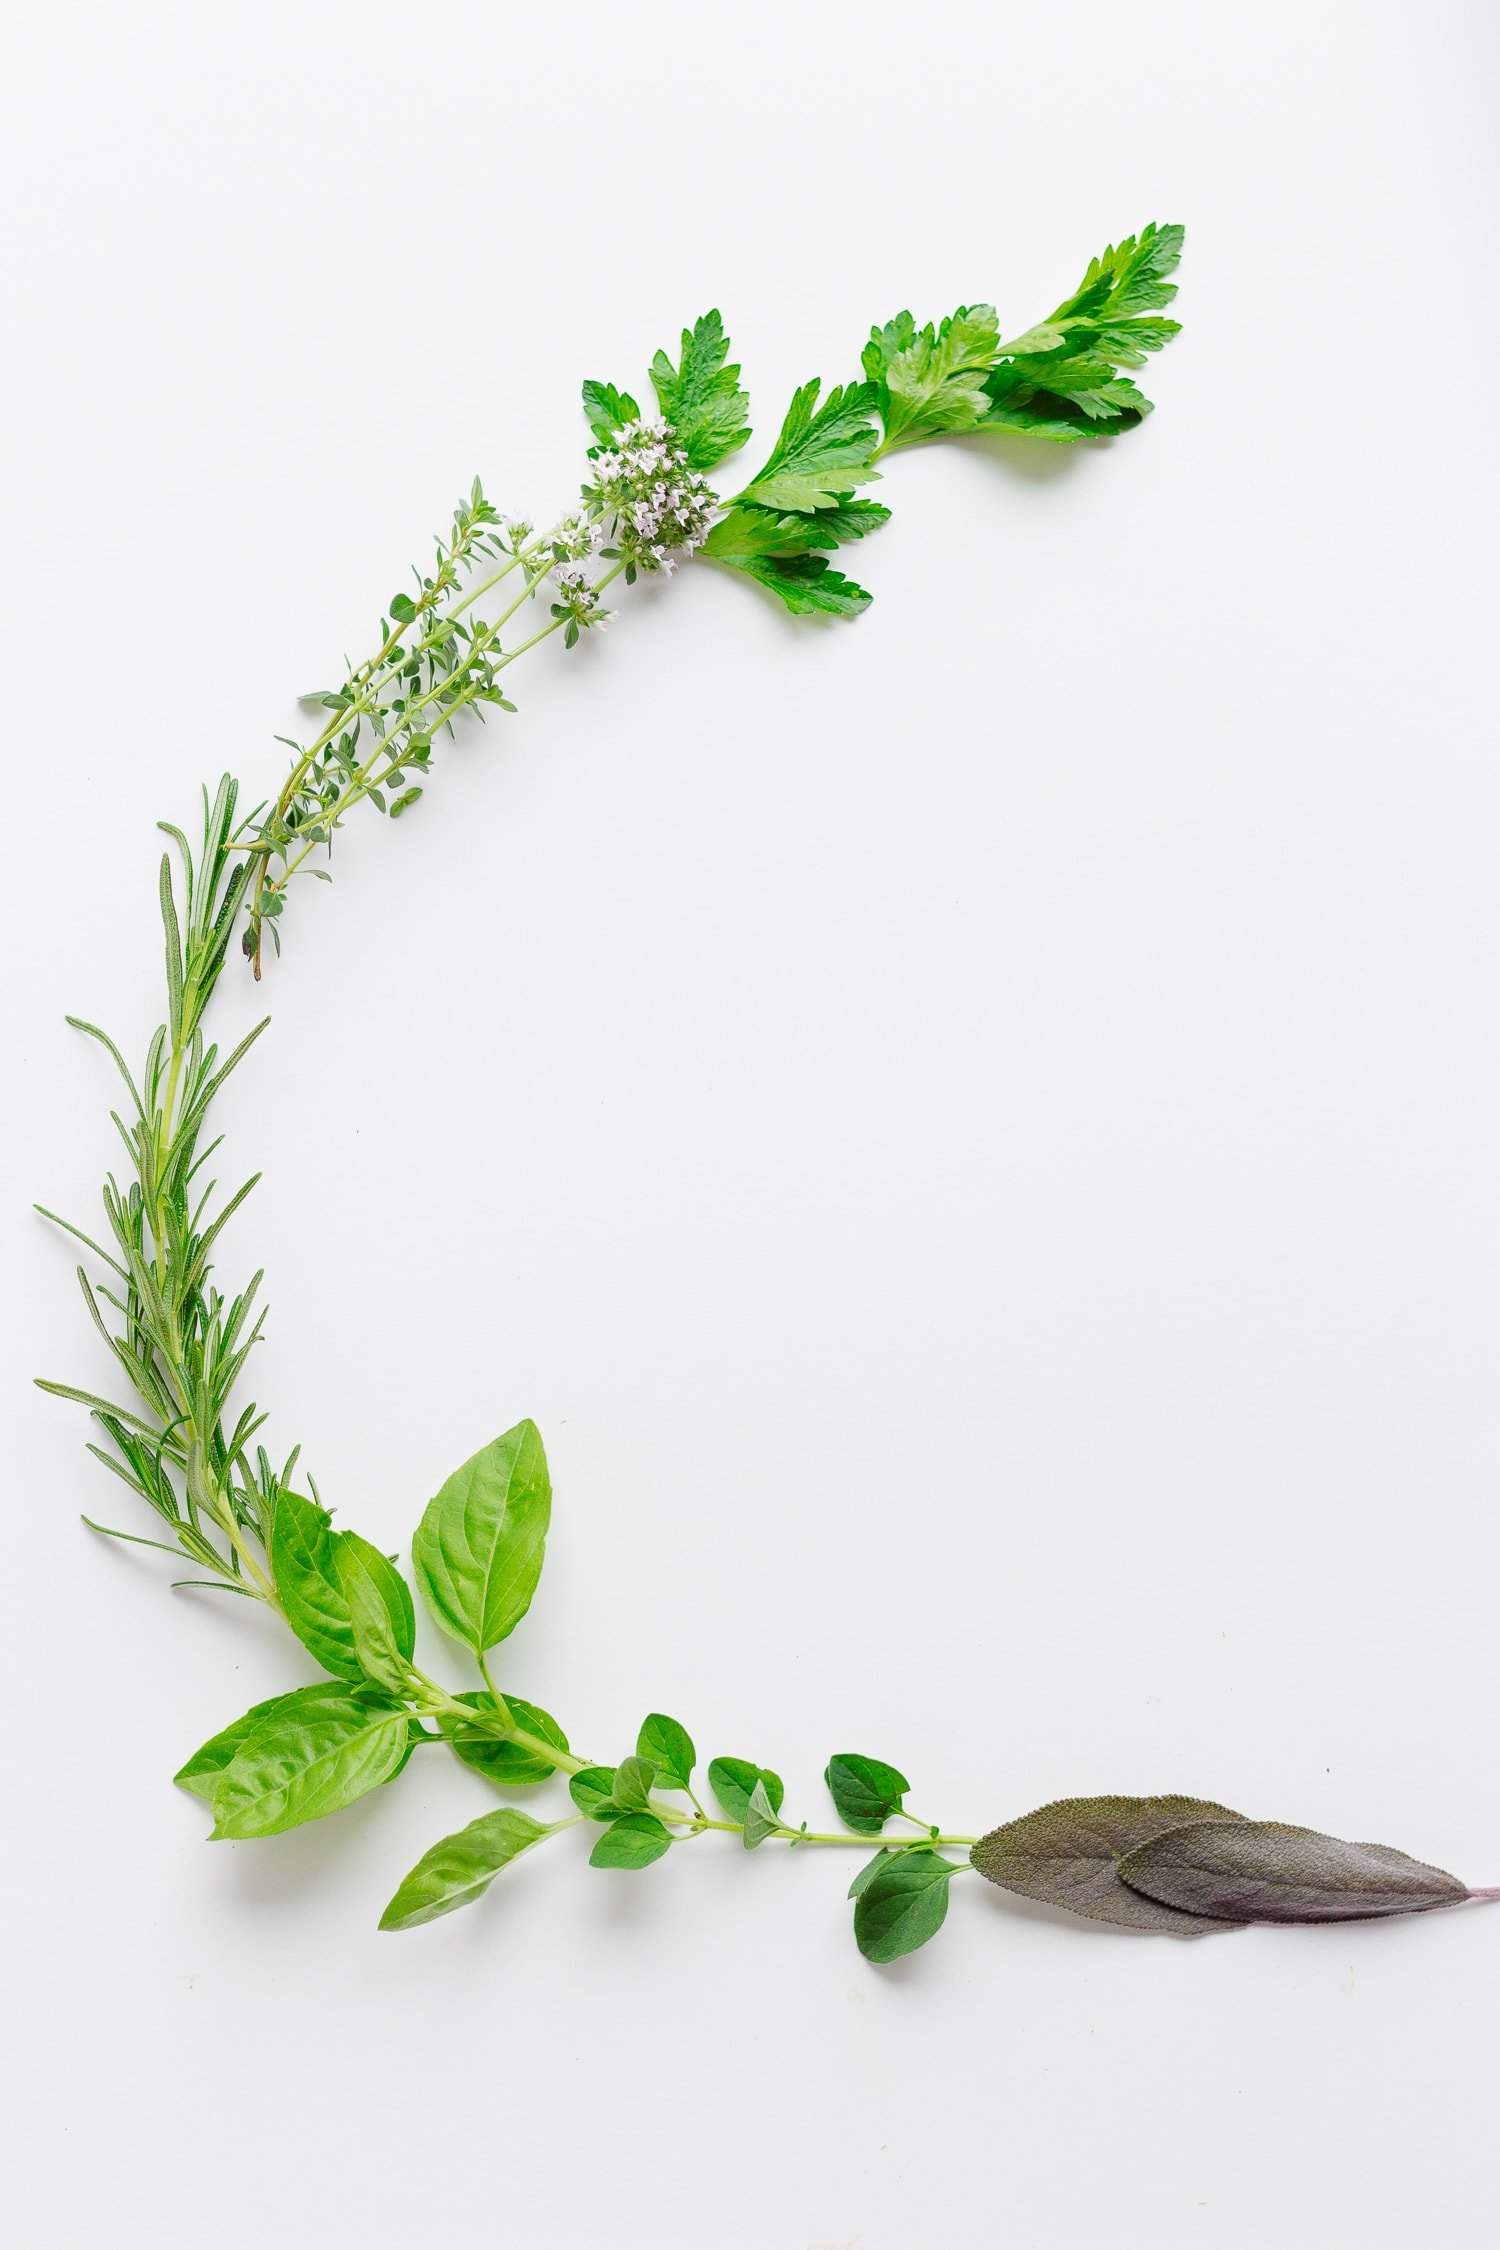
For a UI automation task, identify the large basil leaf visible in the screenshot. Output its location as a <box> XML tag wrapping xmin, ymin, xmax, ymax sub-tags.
<box><xmin>174</xmin><ymin>1684</ymin><xmax>336</xmax><ymax>1800</ymax></box>
<box><xmin>379</xmin><ymin>1808</ymin><xmax>549</xmax><ymax>1931</ymax></box>
<box><xmin>270</xmin><ymin>1489</ymin><xmax>414</xmax><ymax>1685</ymax></box>
<box><xmin>210</xmin><ymin>1683</ymin><xmax>411</xmax><ymax>1839</ymax></box>
<box><xmin>440</xmin><ymin>1691</ymin><xmax>570</xmax><ymax>1786</ymax></box>
<box><xmin>412</xmin><ymin>1420</ymin><xmax>551</xmax><ymax>1654</ymax></box>
<box><xmin>335</xmin><ymin>1532</ymin><xmax>416</xmax><ymax>1694</ymax></box>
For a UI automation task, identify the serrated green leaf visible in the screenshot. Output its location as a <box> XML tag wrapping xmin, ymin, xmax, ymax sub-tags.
<box><xmin>853</xmin><ymin>1850</ymin><xmax>959</xmax><ymax>1963</ymax></box>
<box><xmin>569</xmin><ymin>1765</ymin><xmax>618</xmax><ymax>1820</ymax></box>
<box><xmin>863</xmin><ymin>302</ymin><xmax>1000</xmax><ymax>450</ymax></box>
<box><xmin>648</xmin><ymin>310</ymin><xmax>750</xmax><ymax>471</ymax></box>
<box><xmin>1120</xmin><ymin>1821</ymin><xmax>1470</xmax><ymax>1924</ymax></box>
<box><xmin>738</xmin><ymin>380</ymin><xmax>880</xmax><ymax>513</ymax></box>
<box><xmin>210</xmin><ymin>1683</ymin><xmax>411</xmax><ymax>1839</ymax></box>
<box><xmin>590</xmin><ymin>1812</ymin><xmax>672</xmax><ymax>1870</ymax></box>
<box><xmin>741</xmin><ymin>1779</ymin><xmax>781</xmax><ymax>1849</ymax></box>
<box><xmin>970</xmin><ymin>1795</ymin><xmax>1248</xmax><ymax>1934</ymax></box>
<box><xmin>825</xmin><ymin>1753</ymin><xmax>910</xmax><ymax>1834</ymax></box>
<box><xmin>440</xmin><ymin>1691</ymin><xmax>570</xmax><ymax>1786</ymax></box>
<box><xmin>711</xmin><ymin>552</ymin><xmax>873</xmax><ymax>619</ymax></box>
<box><xmin>379</xmin><ymin>1807</ymin><xmax>549</xmax><ymax>1931</ymax></box>
<box><xmin>980</xmin><ymin>222</ymin><xmax>1185</xmax><ymax>437</ymax></box>
<box><xmin>703</xmin><ymin>498</ymin><xmax>890</xmax><ymax>561</ymax></box>
<box><xmin>637</xmin><ymin>1713</ymin><xmax>696</xmax><ymax>1792</ymax></box>
<box><xmin>581</xmin><ymin>377</ymin><xmax>640</xmax><ymax>447</ymax></box>
<box><xmin>412</xmin><ymin>1419</ymin><xmax>551</xmax><ymax>1655</ymax></box>
<box><xmin>708</xmin><ymin>1756</ymin><xmax>784</xmax><ymax>1823</ymax></box>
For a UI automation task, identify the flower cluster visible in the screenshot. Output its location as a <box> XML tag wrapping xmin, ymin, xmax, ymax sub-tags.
<box><xmin>584</xmin><ymin>416</ymin><xmax>718</xmax><ymax>574</ymax></box>
<box><xmin>549</xmin><ymin>561</ymin><xmax>615</xmax><ymax>645</ymax></box>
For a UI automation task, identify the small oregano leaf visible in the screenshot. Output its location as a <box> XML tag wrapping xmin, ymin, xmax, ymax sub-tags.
<box><xmin>569</xmin><ymin>1765</ymin><xmax>618</xmax><ymax>1820</ymax></box>
<box><xmin>708</xmin><ymin>1756</ymin><xmax>784</xmax><ymax>1824</ymax></box>
<box><xmin>849</xmin><ymin>1848</ymin><xmax>896</xmax><ymax>1900</ymax></box>
<box><xmin>412</xmin><ymin>1419</ymin><xmax>551</xmax><ymax>1656</ymax></box>
<box><xmin>853</xmin><ymin>1850</ymin><xmax>959</xmax><ymax>1963</ymax></box>
<box><xmin>637</xmin><ymin>1713</ymin><xmax>696</xmax><ymax>1792</ymax></box>
<box><xmin>379</xmin><ymin>1807</ymin><xmax>548</xmax><ymax>1931</ymax></box>
<box><xmin>209</xmin><ymin>1683</ymin><xmax>411</xmax><ymax>1840</ymax></box>
<box><xmin>742</xmin><ymin>1780</ymin><xmax>781</xmax><ymax>1850</ymax></box>
<box><xmin>1120</xmin><ymin>1821</ymin><xmax>1471</xmax><ymax>1923</ymax></box>
<box><xmin>590</xmin><ymin>1813</ymin><xmax>672</xmax><ymax>1870</ymax></box>
<box><xmin>970</xmin><ymin>1795</ymin><xmax>1249</xmax><ymax>1934</ymax></box>
<box><xmin>825</xmin><ymin>1752</ymin><xmax>910</xmax><ymax>1833</ymax></box>
<box><xmin>611</xmin><ymin>1755</ymin><xmax>659</xmax><ymax>1813</ymax></box>
<box><xmin>440</xmin><ymin>1692</ymin><xmax>570</xmax><ymax>1786</ymax></box>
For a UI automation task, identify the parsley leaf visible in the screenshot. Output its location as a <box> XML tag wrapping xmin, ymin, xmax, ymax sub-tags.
<box><xmin>738</xmin><ymin>380</ymin><xmax>881</xmax><ymax>513</ymax></box>
<box><xmin>702</xmin><ymin>494</ymin><xmax>888</xmax><ymax>618</ymax></box>
<box><xmin>979</xmin><ymin>221</ymin><xmax>1185</xmax><ymax>440</ymax></box>
<box><xmin>862</xmin><ymin>302</ymin><xmax>1000</xmax><ymax>450</ymax></box>
<box><xmin>649</xmin><ymin>310</ymin><xmax>751</xmax><ymax>471</ymax></box>
<box><xmin>709</xmin><ymin>552</ymin><xmax>873</xmax><ymax>619</ymax></box>
<box><xmin>580</xmin><ymin>379</ymin><xmax>640</xmax><ymax>447</ymax></box>
<box><xmin>703</xmin><ymin>497</ymin><xmax>889</xmax><ymax>560</ymax></box>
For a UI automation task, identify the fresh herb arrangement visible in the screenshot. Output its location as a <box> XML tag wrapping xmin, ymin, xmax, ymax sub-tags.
<box><xmin>39</xmin><ymin>226</ymin><xmax>1496</xmax><ymax>1959</ymax></box>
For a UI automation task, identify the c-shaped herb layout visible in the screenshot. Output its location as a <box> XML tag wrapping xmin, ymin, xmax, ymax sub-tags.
<box><xmin>39</xmin><ymin>226</ymin><xmax>1498</xmax><ymax>1959</ymax></box>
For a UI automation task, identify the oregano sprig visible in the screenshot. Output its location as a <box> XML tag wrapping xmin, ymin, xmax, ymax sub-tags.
<box><xmin>37</xmin><ymin>227</ymin><xmax>1498</xmax><ymax>1963</ymax></box>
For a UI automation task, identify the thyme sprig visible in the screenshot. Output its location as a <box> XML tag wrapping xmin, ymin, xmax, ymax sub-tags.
<box><xmin>40</xmin><ymin>229</ymin><xmax>1496</xmax><ymax>1958</ymax></box>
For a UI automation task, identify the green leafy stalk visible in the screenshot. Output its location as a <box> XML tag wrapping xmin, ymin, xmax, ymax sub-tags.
<box><xmin>55</xmin><ymin>235</ymin><xmax>1486</xmax><ymax>1975</ymax></box>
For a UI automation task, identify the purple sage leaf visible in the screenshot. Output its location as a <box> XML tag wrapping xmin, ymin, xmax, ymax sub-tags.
<box><xmin>1119</xmin><ymin>1820</ymin><xmax>1469</xmax><ymax>1923</ymax></box>
<box><xmin>970</xmin><ymin>1795</ymin><xmax>1249</xmax><ymax>1934</ymax></box>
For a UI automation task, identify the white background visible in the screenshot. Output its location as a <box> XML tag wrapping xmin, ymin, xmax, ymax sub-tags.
<box><xmin>3</xmin><ymin>3</ymin><xmax>1498</xmax><ymax>2244</ymax></box>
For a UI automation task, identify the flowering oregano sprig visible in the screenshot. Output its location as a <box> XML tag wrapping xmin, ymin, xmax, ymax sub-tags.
<box><xmin>40</xmin><ymin>226</ymin><xmax>1494</xmax><ymax>1960</ymax></box>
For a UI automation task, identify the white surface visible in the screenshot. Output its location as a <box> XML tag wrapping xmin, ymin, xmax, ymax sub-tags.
<box><xmin>4</xmin><ymin>3</ymin><xmax>1498</xmax><ymax>2244</ymax></box>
